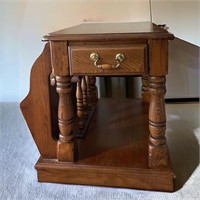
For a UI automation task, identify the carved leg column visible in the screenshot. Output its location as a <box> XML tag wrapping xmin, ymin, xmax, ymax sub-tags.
<box><xmin>141</xmin><ymin>75</ymin><xmax>150</xmax><ymax>104</ymax></box>
<box><xmin>76</xmin><ymin>77</ymin><xmax>84</xmax><ymax>131</ymax></box>
<box><xmin>85</xmin><ymin>76</ymin><xmax>91</xmax><ymax>108</ymax></box>
<box><xmin>56</xmin><ymin>76</ymin><xmax>77</xmax><ymax>162</ymax></box>
<box><xmin>81</xmin><ymin>76</ymin><xmax>88</xmax><ymax>119</ymax></box>
<box><xmin>148</xmin><ymin>76</ymin><xmax>168</xmax><ymax>168</ymax></box>
<box><xmin>90</xmin><ymin>76</ymin><xmax>98</xmax><ymax>103</ymax></box>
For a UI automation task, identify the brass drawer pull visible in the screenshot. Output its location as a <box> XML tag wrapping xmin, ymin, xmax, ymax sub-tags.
<box><xmin>90</xmin><ymin>52</ymin><xmax>125</xmax><ymax>69</ymax></box>
<box><xmin>50</xmin><ymin>71</ymin><xmax>56</xmax><ymax>86</ymax></box>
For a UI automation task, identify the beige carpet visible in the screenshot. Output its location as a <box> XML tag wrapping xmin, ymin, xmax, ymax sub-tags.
<box><xmin>0</xmin><ymin>102</ymin><xmax>199</xmax><ymax>200</ymax></box>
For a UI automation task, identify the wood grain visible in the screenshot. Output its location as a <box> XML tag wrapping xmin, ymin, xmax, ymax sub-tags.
<box><xmin>43</xmin><ymin>22</ymin><xmax>174</xmax><ymax>41</ymax></box>
<box><xmin>70</xmin><ymin>44</ymin><xmax>147</xmax><ymax>76</ymax></box>
<box><xmin>35</xmin><ymin>99</ymin><xmax>174</xmax><ymax>192</ymax></box>
<box><xmin>76</xmin><ymin>77</ymin><xmax>84</xmax><ymax>131</ymax></box>
<box><xmin>81</xmin><ymin>76</ymin><xmax>88</xmax><ymax>119</ymax></box>
<box><xmin>21</xmin><ymin>22</ymin><xmax>175</xmax><ymax>191</ymax></box>
<box><xmin>141</xmin><ymin>75</ymin><xmax>150</xmax><ymax>104</ymax></box>
<box><xmin>89</xmin><ymin>76</ymin><xmax>98</xmax><ymax>103</ymax></box>
<box><xmin>36</xmin><ymin>158</ymin><xmax>174</xmax><ymax>192</ymax></box>
<box><xmin>50</xmin><ymin>41</ymin><xmax>69</xmax><ymax>76</ymax></box>
<box><xmin>77</xmin><ymin>99</ymin><xmax>149</xmax><ymax>168</ymax></box>
<box><xmin>148</xmin><ymin>76</ymin><xmax>169</xmax><ymax>167</ymax></box>
<box><xmin>20</xmin><ymin>43</ymin><xmax>57</xmax><ymax>158</ymax></box>
<box><xmin>56</xmin><ymin>76</ymin><xmax>77</xmax><ymax>162</ymax></box>
<box><xmin>85</xmin><ymin>76</ymin><xmax>91</xmax><ymax>106</ymax></box>
<box><xmin>149</xmin><ymin>40</ymin><xmax>169</xmax><ymax>76</ymax></box>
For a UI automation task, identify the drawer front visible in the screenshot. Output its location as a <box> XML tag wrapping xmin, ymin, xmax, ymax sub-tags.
<box><xmin>69</xmin><ymin>44</ymin><xmax>147</xmax><ymax>76</ymax></box>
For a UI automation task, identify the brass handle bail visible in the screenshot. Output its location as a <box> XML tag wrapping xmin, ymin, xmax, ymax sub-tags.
<box><xmin>50</xmin><ymin>69</ymin><xmax>56</xmax><ymax>86</ymax></box>
<box><xmin>90</xmin><ymin>52</ymin><xmax>125</xmax><ymax>70</ymax></box>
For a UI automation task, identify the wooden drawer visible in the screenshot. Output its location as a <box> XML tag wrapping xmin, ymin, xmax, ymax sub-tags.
<box><xmin>69</xmin><ymin>44</ymin><xmax>147</xmax><ymax>76</ymax></box>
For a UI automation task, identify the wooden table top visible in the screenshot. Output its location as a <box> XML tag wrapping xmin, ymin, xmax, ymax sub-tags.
<box><xmin>43</xmin><ymin>22</ymin><xmax>174</xmax><ymax>41</ymax></box>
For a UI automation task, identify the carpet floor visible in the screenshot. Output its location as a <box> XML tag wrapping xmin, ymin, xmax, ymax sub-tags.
<box><xmin>0</xmin><ymin>102</ymin><xmax>199</xmax><ymax>200</ymax></box>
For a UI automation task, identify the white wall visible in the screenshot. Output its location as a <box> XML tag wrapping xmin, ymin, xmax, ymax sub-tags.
<box><xmin>152</xmin><ymin>0</ymin><xmax>200</xmax><ymax>98</ymax></box>
<box><xmin>0</xmin><ymin>0</ymin><xmax>150</xmax><ymax>102</ymax></box>
<box><xmin>152</xmin><ymin>0</ymin><xmax>200</xmax><ymax>47</ymax></box>
<box><xmin>167</xmin><ymin>38</ymin><xmax>200</xmax><ymax>98</ymax></box>
<box><xmin>0</xmin><ymin>1</ymin><xmax>27</xmax><ymax>102</ymax></box>
<box><xmin>1</xmin><ymin>0</ymin><xmax>199</xmax><ymax>101</ymax></box>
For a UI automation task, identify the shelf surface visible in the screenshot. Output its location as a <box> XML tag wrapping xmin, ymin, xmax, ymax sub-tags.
<box><xmin>77</xmin><ymin>98</ymin><xmax>149</xmax><ymax>168</ymax></box>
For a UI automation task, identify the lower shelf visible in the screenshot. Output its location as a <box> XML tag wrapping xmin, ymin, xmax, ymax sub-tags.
<box><xmin>35</xmin><ymin>99</ymin><xmax>175</xmax><ymax>192</ymax></box>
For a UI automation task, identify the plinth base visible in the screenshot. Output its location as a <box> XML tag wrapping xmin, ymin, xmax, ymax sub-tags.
<box><xmin>35</xmin><ymin>99</ymin><xmax>174</xmax><ymax>192</ymax></box>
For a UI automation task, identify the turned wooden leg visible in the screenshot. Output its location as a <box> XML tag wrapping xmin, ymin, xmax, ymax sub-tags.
<box><xmin>148</xmin><ymin>76</ymin><xmax>168</xmax><ymax>168</ymax></box>
<box><xmin>141</xmin><ymin>75</ymin><xmax>150</xmax><ymax>104</ymax></box>
<box><xmin>81</xmin><ymin>76</ymin><xmax>88</xmax><ymax>119</ymax></box>
<box><xmin>85</xmin><ymin>76</ymin><xmax>91</xmax><ymax>108</ymax></box>
<box><xmin>76</xmin><ymin>77</ymin><xmax>84</xmax><ymax>131</ymax></box>
<box><xmin>90</xmin><ymin>76</ymin><xmax>98</xmax><ymax>103</ymax></box>
<box><xmin>56</xmin><ymin>76</ymin><xmax>77</xmax><ymax>162</ymax></box>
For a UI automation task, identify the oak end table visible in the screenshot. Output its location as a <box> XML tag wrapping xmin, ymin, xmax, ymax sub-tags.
<box><xmin>20</xmin><ymin>22</ymin><xmax>175</xmax><ymax>191</ymax></box>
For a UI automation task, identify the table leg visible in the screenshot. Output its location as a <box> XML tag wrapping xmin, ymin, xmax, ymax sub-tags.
<box><xmin>141</xmin><ymin>75</ymin><xmax>150</xmax><ymax>104</ymax></box>
<box><xmin>148</xmin><ymin>76</ymin><xmax>168</xmax><ymax>168</ymax></box>
<box><xmin>81</xmin><ymin>76</ymin><xmax>88</xmax><ymax>119</ymax></box>
<box><xmin>56</xmin><ymin>76</ymin><xmax>77</xmax><ymax>162</ymax></box>
<box><xmin>85</xmin><ymin>76</ymin><xmax>91</xmax><ymax>106</ymax></box>
<box><xmin>90</xmin><ymin>76</ymin><xmax>98</xmax><ymax>103</ymax></box>
<box><xmin>76</xmin><ymin>77</ymin><xmax>84</xmax><ymax>131</ymax></box>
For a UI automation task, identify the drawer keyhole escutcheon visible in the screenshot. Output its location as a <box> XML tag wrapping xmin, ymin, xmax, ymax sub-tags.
<box><xmin>90</xmin><ymin>52</ymin><xmax>125</xmax><ymax>70</ymax></box>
